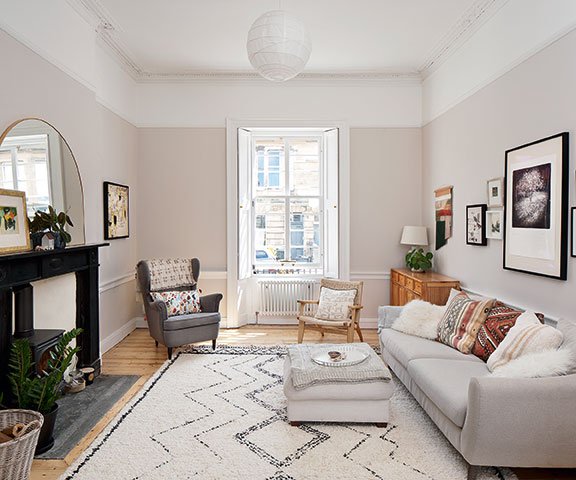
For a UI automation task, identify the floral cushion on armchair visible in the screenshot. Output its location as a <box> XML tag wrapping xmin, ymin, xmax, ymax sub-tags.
<box><xmin>151</xmin><ymin>290</ymin><xmax>201</xmax><ymax>317</ymax></box>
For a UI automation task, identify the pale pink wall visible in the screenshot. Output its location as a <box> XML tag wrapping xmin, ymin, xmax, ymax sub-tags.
<box><xmin>422</xmin><ymin>29</ymin><xmax>576</xmax><ymax>321</ymax></box>
<box><xmin>350</xmin><ymin>128</ymin><xmax>422</xmax><ymax>317</ymax></box>
<box><xmin>0</xmin><ymin>29</ymin><xmax>141</xmax><ymax>341</ymax></box>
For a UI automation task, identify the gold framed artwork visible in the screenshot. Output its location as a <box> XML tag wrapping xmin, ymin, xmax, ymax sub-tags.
<box><xmin>0</xmin><ymin>188</ymin><xmax>31</xmax><ymax>254</ymax></box>
<box><xmin>104</xmin><ymin>181</ymin><xmax>129</xmax><ymax>240</ymax></box>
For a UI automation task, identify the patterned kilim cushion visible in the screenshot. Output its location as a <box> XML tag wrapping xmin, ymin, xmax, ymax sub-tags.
<box><xmin>471</xmin><ymin>302</ymin><xmax>523</xmax><ymax>362</ymax></box>
<box><xmin>151</xmin><ymin>290</ymin><xmax>201</xmax><ymax>317</ymax></box>
<box><xmin>437</xmin><ymin>292</ymin><xmax>495</xmax><ymax>353</ymax></box>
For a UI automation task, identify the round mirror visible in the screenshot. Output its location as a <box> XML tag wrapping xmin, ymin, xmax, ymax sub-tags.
<box><xmin>0</xmin><ymin>119</ymin><xmax>85</xmax><ymax>246</ymax></box>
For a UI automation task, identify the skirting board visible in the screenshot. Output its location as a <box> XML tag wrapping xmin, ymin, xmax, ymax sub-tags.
<box><xmin>133</xmin><ymin>316</ymin><xmax>377</xmax><ymax>329</ymax></box>
<box><xmin>100</xmin><ymin>317</ymin><xmax>139</xmax><ymax>354</ymax></box>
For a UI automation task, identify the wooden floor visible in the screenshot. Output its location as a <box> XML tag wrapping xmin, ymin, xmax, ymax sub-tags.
<box><xmin>30</xmin><ymin>326</ymin><xmax>575</xmax><ymax>480</ymax></box>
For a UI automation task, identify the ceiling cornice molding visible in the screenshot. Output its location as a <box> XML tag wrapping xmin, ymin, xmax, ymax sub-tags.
<box><xmin>419</xmin><ymin>0</ymin><xmax>509</xmax><ymax>77</ymax></box>
<box><xmin>68</xmin><ymin>0</ymin><xmax>507</xmax><ymax>85</ymax></box>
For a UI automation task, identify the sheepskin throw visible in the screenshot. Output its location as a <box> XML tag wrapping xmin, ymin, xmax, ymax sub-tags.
<box><xmin>437</xmin><ymin>292</ymin><xmax>495</xmax><ymax>354</ymax></box>
<box><xmin>491</xmin><ymin>348</ymin><xmax>574</xmax><ymax>378</ymax></box>
<box><xmin>487</xmin><ymin>311</ymin><xmax>564</xmax><ymax>372</ymax></box>
<box><xmin>392</xmin><ymin>300</ymin><xmax>446</xmax><ymax>340</ymax></box>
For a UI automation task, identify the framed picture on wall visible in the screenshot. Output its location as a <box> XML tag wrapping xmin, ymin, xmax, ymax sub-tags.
<box><xmin>104</xmin><ymin>181</ymin><xmax>130</xmax><ymax>240</ymax></box>
<box><xmin>466</xmin><ymin>204</ymin><xmax>487</xmax><ymax>246</ymax></box>
<box><xmin>486</xmin><ymin>177</ymin><xmax>504</xmax><ymax>208</ymax></box>
<box><xmin>0</xmin><ymin>188</ymin><xmax>31</xmax><ymax>254</ymax></box>
<box><xmin>503</xmin><ymin>132</ymin><xmax>569</xmax><ymax>280</ymax></box>
<box><xmin>434</xmin><ymin>186</ymin><xmax>453</xmax><ymax>250</ymax></box>
<box><xmin>486</xmin><ymin>210</ymin><xmax>503</xmax><ymax>240</ymax></box>
<box><xmin>571</xmin><ymin>207</ymin><xmax>576</xmax><ymax>257</ymax></box>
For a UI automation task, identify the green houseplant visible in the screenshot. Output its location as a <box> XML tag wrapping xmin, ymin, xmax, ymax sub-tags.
<box><xmin>8</xmin><ymin>328</ymin><xmax>82</xmax><ymax>453</ymax></box>
<box><xmin>28</xmin><ymin>206</ymin><xmax>73</xmax><ymax>249</ymax></box>
<box><xmin>405</xmin><ymin>248</ymin><xmax>433</xmax><ymax>273</ymax></box>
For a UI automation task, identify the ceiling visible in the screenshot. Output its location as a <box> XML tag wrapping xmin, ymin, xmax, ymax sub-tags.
<box><xmin>72</xmin><ymin>0</ymin><xmax>506</xmax><ymax>81</ymax></box>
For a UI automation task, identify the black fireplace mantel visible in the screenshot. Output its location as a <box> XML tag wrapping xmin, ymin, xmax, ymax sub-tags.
<box><xmin>0</xmin><ymin>243</ymin><xmax>108</xmax><ymax>392</ymax></box>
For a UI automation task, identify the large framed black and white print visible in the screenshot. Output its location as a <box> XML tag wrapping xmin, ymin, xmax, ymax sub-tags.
<box><xmin>503</xmin><ymin>132</ymin><xmax>569</xmax><ymax>280</ymax></box>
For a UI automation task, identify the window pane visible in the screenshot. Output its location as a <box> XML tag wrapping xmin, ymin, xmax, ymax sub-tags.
<box><xmin>255</xmin><ymin>139</ymin><xmax>285</xmax><ymax>195</ymax></box>
<box><xmin>254</xmin><ymin>198</ymin><xmax>285</xmax><ymax>263</ymax></box>
<box><xmin>289</xmin><ymin>198</ymin><xmax>320</xmax><ymax>263</ymax></box>
<box><xmin>289</xmin><ymin>139</ymin><xmax>320</xmax><ymax>196</ymax></box>
<box><xmin>0</xmin><ymin>150</ymin><xmax>14</xmax><ymax>190</ymax></box>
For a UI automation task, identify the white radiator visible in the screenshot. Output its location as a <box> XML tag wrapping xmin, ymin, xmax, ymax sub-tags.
<box><xmin>257</xmin><ymin>279</ymin><xmax>318</xmax><ymax>318</ymax></box>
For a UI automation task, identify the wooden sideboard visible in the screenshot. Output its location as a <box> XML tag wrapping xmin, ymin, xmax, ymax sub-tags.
<box><xmin>390</xmin><ymin>268</ymin><xmax>460</xmax><ymax>306</ymax></box>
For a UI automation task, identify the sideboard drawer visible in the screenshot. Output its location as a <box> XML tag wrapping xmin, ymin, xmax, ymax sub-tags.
<box><xmin>413</xmin><ymin>281</ymin><xmax>422</xmax><ymax>294</ymax></box>
<box><xmin>397</xmin><ymin>274</ymin><xmax>405</xmax><ymax>286</ymax></box>
<box><xmin>391</xmin><ymin>271</ymin><xmax>399</xmax><ymax>284</ymax></box>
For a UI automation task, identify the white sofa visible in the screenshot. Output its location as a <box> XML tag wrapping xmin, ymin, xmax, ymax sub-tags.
<box><xmin>378</xmin><ymin>305</ymin><xmax>576</xmax><ymax>480</ymax></box>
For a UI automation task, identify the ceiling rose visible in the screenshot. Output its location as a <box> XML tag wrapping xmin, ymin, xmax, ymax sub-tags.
<box><xmin>246</xmin><ymin>10</ymin><xmax>312</xmax><ymax>82</ymax></box>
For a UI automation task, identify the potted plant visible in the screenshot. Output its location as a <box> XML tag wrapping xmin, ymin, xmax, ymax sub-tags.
<box><xmin>8</xmin><ymin>328</ymin><xmax>82</xmax><ymax>454</ymax></box>
<box><xmin>405</xmin><ymin>248</ymin><xmax>434</xmax><ymax>273</ymax></box>
<box><xmin>28</xmin><ymin>206</ymin><xmax>73</xmax><ymax>249</ymax></box>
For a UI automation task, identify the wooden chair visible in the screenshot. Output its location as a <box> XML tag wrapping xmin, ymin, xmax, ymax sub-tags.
<box><xmin>297</xmin><ymin>278</ymin><xmax>364</xmax><ymax>343</ymax></box>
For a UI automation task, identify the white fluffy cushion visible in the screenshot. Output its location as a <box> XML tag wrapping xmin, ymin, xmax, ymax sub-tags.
<box><xmin>557</xmin><ymin>318</ymin><xmax>576</xmax><ymax>374</ymax></box>
<box><xmin>392</xmin><ymin>300</ymin><xmax>446</xmax><ymax>340</ymax></box>
<box><xmin>315</xmin><ymin>287</ymin><xmax>356</xmax><ymax>321</ymax></box>
<box><xmin>491</xmin><ymin>348</ymin><xmax>574</xmax><ymax>378</ymax></box>
<box><xmin>487</xmin><ymin>311</ymin><xmax>564</xmax><ymax>372</ymax></box>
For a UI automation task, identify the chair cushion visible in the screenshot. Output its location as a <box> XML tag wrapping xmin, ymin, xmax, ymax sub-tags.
<box><xmin>315</xmin><ymin>287</ymin><xmax>356</xmax><ymax>321</ymax></box>
<box><xmin>380</xmin><ymin>329</ymin><xmax>482</xmax><ymax>369</ymax></box>
<box><xmin>151</xmin><ymin>290</ymin><xmax>200</xmax><ymax>317</ymax></box>
<box><xmin>407</xmin><ymin>358</ymin><xmax>490</xmax><ymax>427</ymax></box>
<box><xmin>147</xmin><ymin>258</ymin><xmax>196</xmax><ymax>291</ymax></box>
<box><xmin>164</xmin><ymin>312</ymin><xmax>220</xmax><ymax>331</ymax></box>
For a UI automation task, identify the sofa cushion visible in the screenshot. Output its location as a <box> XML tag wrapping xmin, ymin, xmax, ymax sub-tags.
<box><xmin>315</xmin><ymin>287</ymin><xmax>356</xmax><ymax>321</ymax></box>
<box><xmin>164</xmin><ymin>312</ymin><xmax>220</xmax><ymax>331</ymax></box>
<box><xmin>437</xmin><ymin>292</ymin><xmax>495</xmax><ymax>353</ymax></box>
<box><xmin>472</xmin><ymin>302</ymin><xmax>523</xmax><ymax>362</ymax></box>
<box><xmin>408</xmin><ymin>358</ymin><xmax>490</xmax><ymax>427</ymax></box>
<box><xmin>557</xmin><ymin>318</ymin><xmax>576</xmax><ymax>374</ymax></box>
<box><xmin>380</xmin><ymin>329</ymin><xmax>482</xmax><ymax>368</ymax></box>
<box><xmin>487</xmin><ymin>311</ymin><xmax>564</xmax><ymax>372</ymax></box>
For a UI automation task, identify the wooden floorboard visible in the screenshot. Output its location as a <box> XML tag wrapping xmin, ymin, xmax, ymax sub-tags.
<box><xmin>30</xmin><ymin>326</ymin><xmax>575</xmax><ymax>480</ymax></box>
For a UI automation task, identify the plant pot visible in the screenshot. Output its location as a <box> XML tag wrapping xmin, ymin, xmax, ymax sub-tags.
<box><xmin>53</xmin><ymin>232</ymin><xmax>66</xmax><ymax>250</ymax></box>
<box><xmin>35</xmin><ymin>403</ymin><xmax>58</xmax><ymax>455</ymax></box>
<box><xmin>30</xmin><ymin>232</ymin><xmax>44</xmax><ymax>248</ymax></box>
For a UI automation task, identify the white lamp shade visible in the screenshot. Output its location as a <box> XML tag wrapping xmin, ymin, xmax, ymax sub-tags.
<box><xmin>400</xmin><ymin>226</ymin><xmax>428</xmax><ymax>246</ymax></box>
<box><xmin>247</xmin><ymin>10</ymin><xmax>311</xmax><ymax>82</ymax></box>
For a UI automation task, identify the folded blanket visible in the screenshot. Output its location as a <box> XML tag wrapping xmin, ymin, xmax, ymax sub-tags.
<box><xmin>287</xmin><ymin>343</ymin><xmax>391</xmax><ymax>390</ymax></box>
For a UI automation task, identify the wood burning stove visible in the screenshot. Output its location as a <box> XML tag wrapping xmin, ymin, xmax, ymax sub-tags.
<box><xmin>13</xmin><ymin>284</ymin><xmax>63</xmax><ymax>375</ymax></box>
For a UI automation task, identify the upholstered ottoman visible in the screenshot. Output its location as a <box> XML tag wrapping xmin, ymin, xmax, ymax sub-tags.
<box><xmin>283</xmin><ymin>344</ymin><xmax>394</xmax><ymax>426</ymax></box>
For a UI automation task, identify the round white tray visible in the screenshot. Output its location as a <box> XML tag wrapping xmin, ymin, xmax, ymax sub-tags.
<box><xmin>311</xmin><ymin>348</ymin><xmax>369</xmax><ymax>367</ymax></box>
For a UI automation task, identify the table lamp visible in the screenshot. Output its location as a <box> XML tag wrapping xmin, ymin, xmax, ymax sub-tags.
<box><xmin>400</xmin><ymin>226</ymin><xmax>431</xmax><ymax>272</ymax></box>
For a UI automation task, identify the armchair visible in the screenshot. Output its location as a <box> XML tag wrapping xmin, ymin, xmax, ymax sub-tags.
<box><xmin>136</xmin><ymin>258</ymin><xmax>223</xmax><ymax>359</ymax></box>
<box><xmin>297</xmin><ymin>278</ymin><xmax>364</xmax><ymax>343</ymax></box>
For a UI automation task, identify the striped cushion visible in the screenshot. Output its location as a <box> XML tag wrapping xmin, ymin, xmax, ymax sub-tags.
<box><xmin>487</xmin><ymin>311</ymin><xmax>564</xmax><ymax>372</ymax></box>
<box><xmin>437</xmin><ymin>293</ymin><xmax>495</xmax><ymax>353</ymax></box>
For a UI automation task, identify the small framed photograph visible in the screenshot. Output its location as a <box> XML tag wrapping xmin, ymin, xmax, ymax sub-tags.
<box><xmin>487</xmin><ymin>177</ymin><xmax>504</xmax><ymax>208</ymax></box>
<box><xmin>486</xmin><ymin>210</ymin><xmax>503</xmax><ymax>240</ymax></box>
<box><xmin>104</xmin><ymin>181</ymin><xmax>130</xmax><ymax>240</ymax></box>
<box><xmin>571</xmin><ymin>207</ymin><xmax>576</xmax><ymax>257</ymax></box>
<box><xmin>466</xmin><ymin>204</ymin><xmax>487</xmax><ymax>246</ymax></box>
<box><xmin>0</xmin><ymin>188</ymin><xmax>31</xmax><ymax>254</ymax></box>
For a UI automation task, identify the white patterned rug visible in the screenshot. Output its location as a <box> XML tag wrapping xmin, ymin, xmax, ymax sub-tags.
<box><xmin>63</xmin><ymin>346</ymin><xmax>516</xmax><ymax>480</ymax></box>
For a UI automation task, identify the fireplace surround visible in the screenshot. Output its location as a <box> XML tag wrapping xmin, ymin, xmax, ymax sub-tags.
<box><xmin>0</xmin><ymin>243</ymin><xmax>107</xmax><ymax>394</ymax></box>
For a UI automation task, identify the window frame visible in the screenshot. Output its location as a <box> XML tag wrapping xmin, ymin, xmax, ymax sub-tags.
<box><xmin>251</xmin><ymin>133</ymin><xmax>325</xmax><ymax>274</ymax></box>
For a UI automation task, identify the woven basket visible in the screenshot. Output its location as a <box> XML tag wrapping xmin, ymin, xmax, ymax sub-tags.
<box><xmin>0</xmin><ymin>410</ymin><xmax>44</xmax><ymax>480</ymax></box>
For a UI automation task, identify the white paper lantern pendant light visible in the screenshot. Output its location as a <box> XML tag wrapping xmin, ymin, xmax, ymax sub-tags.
<box><xmin>247</xmin><ymin>5</ymin><xmax>311</xmax><ymax>82</ymax></box>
